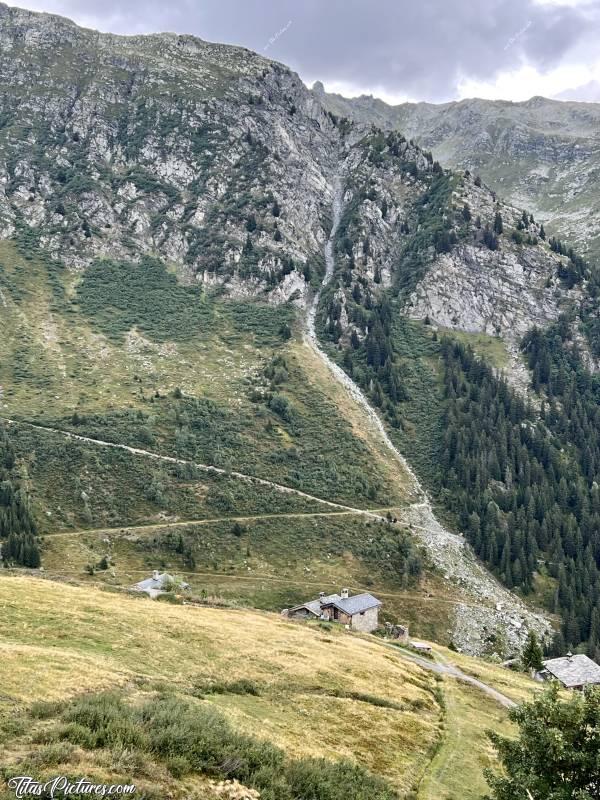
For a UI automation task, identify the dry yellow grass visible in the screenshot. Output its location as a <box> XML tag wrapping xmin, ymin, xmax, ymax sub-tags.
<box><xmin>0</xmin><ymin>576</ymin><xmax>440</xmax><ymax>795</ymax></box>
<box><xmin>0</xmin><ymin>575</ymin><xmax>537</xmax><ymax>798</ymax></box>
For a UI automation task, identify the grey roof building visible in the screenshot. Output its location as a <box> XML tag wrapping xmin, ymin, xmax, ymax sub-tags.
<box><xmin>133</xmin><ymin>570</ymin><xmax>190</xmax><ymax>599</ymax></box>
<box><xmin>539</xmin><ymin>653</ymin><xmax>600</xmax><ymax>689</ymax></box>
<box><xmin>286</xmin><ymin>588</ymin><xmax>381</xmax><ymax>633</ymax></box>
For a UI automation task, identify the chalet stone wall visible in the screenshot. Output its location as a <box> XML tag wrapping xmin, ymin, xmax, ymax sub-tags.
<box><xmin>288</xmin><ymin>608</ymin><xmax>312</xmax><ymax>620</ymax></box>
<box><xmin>350</xmin><ymin>606</ymin><xmax>379</xmax><ymax>633</ymax></box>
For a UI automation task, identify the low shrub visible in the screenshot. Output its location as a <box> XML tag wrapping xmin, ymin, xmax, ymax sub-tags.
<box><xmin>28</xmin><ymin>741</ymin><xmax>77</xmax><ymax>768</ymax></box>
<box><xmin>52</xmin><ymin>692</ymin><xmax>397</xmax><ymax>800</ymax></box>
<box><xmin>193</xmin><ymin>679</ymin><xmax>261</xmax><ymax>697</ymax></box>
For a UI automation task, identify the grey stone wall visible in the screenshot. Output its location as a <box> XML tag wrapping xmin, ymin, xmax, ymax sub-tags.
<box><xmin>350</xmin><ymin>606</ymin><xmax>379</xmax><ymax>633</ymax></box>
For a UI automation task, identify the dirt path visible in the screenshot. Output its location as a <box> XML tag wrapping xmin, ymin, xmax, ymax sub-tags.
<box><xmin>3</xmin><ymin>415</ymin><xmax>538</xmax><ymax>623</ymax></box>
<box><xmin>1</xmin><ymin>416</ymin><xmax>386</xmax><ymax>519</ymax></box>
<box><xmin>44</xmin><ymin>508</ymin><xmax>402</xmax><ymax>539</ymax></box>
<box><xmin>378</xmin><ymin>641</ymin><xmax>515</xmax><ymax>709</ymax></box>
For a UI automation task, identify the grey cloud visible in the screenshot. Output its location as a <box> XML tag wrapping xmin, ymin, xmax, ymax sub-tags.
<box><xmin>12</xmin><ymin>0</ymin><xmax>600</xmax><ymax>101</ymax></box>
<box><xmin>556</xmin><ymin>80</ymin><xmax>600</xmax><ymax>102</ymax></box>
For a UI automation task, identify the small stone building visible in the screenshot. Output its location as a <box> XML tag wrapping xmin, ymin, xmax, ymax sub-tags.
<box><xmin>384</xmin><ymin>622</ymin><xmax>410</xmax><ymax>643</ymax></box>
<box><xmin>286</xmin><ymin>588</ymin><xmax>381</xmax><ymax>633</ymax></box>
<box><xmin>538</xmin><ymin>653</ymin><xmax>600</xmax><ymax>690</ymax></box>
<box><xmin>133</xmin><ymin>570</ymin><xmax>190</xmax><ymax>599</ymax></box>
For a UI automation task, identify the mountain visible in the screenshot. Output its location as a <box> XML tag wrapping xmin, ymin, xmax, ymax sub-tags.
<box><xmin>0</xmin><ymin>1</ymin><xmax>598</xmax><ymax>685</ymax></box>
<box><xmin>2</xmin><ymin>5</ymin><xmax>600</xmax><ymax>798</ymax></box>
<box><xmin>0</xmin><ymin>1</ymin><xmax>597</xmax><ymax>654</ymax></box>
<box><xmin>314</xmin><ymin>83</ymin><xmax>600</xmax><ymax>263</ymax></box>
<box><xmin>0</xmin><ymin>3</ymin><xmax>340</xmax><ymax>304</ymax></box>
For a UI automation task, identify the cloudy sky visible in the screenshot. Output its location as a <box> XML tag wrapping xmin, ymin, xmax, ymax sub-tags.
<box><xmin>12</xmin><ymin>0</ymin><xmax>600</xmax><ymax>104</ymax></box>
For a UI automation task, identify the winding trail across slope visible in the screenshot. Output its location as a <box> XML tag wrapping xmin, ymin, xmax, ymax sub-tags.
<box><xmin>303</xmin><ymin>174</ymin><xmax>552</xmax><ymax>652</ymax></box>
<box><xmin>1</xmin><ymin>416</ymin><xmax>387</xmax><ymax>518</ymax></box>
<box><xmin>44</xmin><ymin>510</ymin><xmax>386</xmax><ymax>539</ymax></box>
<box><xmin>378</xmin><ymin>641</ymin><xmax>515</xmax><ymax>709</ymax></box>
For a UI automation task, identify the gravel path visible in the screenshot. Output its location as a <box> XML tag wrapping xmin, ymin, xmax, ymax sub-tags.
<box><xmin>1</xmin><ymin>416</ymin><xmax>385</xmax><ymax>518</ymax></box>
<box><xmin>380</xmin><ymin>641</ymin><xmax>516</xmax><ymax>709</ymax></box>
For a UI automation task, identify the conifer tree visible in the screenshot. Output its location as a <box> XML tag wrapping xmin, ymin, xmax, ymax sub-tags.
<box><xmin>522</xmin><ymin>631</ymin><xmax>544</xmax><ymax>672</ymax></box>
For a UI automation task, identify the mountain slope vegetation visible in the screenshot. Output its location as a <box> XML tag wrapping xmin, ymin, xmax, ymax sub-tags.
<box><xmin>315</xmin><ymin>84</ymin><xmax>600</xmax><ymax>262</ymax></box>
<box><xmin>0</xmin><ymin>3</ymin><xmax>598</xmax><ymax>659</ymax></box>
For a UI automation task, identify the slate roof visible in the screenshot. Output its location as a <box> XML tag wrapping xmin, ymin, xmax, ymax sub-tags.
<box><xmin>325</xmin><ymin>593</ymin><xmax>381</xmax><ymax>615</ymax></box>
<box><xmin>135</xmin><ymin>574</ymin><xmax>167</xmax><ymax>592</ymax></box>
<box><xmin>292</xmin><ymin>594</ymin><xmax>339</xmax><ymax>616</ymax></box>
<box><xmin>301</xmin><ymin>600</ymin><xmax>324</xmax><ymax>616</ymax></box>
<box><xmin>292</xmin><ymin>592</ymin><xmax>381</xmax><ymax>617</ymax></box>
<box><xmin>542</xmin><ymin>654</ymin><xmax>600</xmax><ymax>688</ymax></box>
<box><xmin>134</xmin><ymin>573</ymin><xmax>190</xmax><ymax>593</ymax></box>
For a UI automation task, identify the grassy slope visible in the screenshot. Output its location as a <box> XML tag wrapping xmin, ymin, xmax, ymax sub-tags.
<box><xmin>0</xmin><ymin>238</ymin><xmax>545</xmax><ymax>797</ymax></box>
<box><xmin>1</xmin><ymin>239</ymin><xmax>466</xmax><ymax>639</ymax></box>
<box><xmin>0</xmin><ymin>577</ymin><xmax>538</xmax><ymax>800</ymax></box>
<box><xmin>0</xmin><ymin>240</ymin><xmax>408</xmax><ymax>511</ymax></box>
<box><xmin>0</xmin><ymin>240</ymin><xmax>521</xmax><ymax>643</ymax></box>
<box><xmin>39</xmin><ymin>512</ymin><xmax>467</xmax><ymax>639</ymax></box>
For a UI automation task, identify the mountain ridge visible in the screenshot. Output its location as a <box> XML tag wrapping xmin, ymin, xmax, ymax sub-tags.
<box><xmin>314</xmin><ymin>82</ymin><xmax>600</xmax><ymax>262</ymax></box>
<box><xmin>0</xmin><ymin>3</ymin><xmax>598</xmax><ymax>660</ymax></box>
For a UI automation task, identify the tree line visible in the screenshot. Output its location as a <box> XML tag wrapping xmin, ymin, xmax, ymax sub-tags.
<box><xmin>0</xmin><ymin>425</ymin><xmax>40</xmax><ymax>568</ymax></box>
<box><xmin>440</xmin><ymin>334</ymin><xmax>600</xmax><ymax>658</ymax></box>
<box><xmin>329</xmin><ymin>302</ymin><xmax>600</xmax><ymax>656</ymax></box>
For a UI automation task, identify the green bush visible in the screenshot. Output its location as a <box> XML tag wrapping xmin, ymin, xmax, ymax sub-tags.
<box><xmin>166</xmin><ymin>754</ymin><xmax>191</xmax><ymax>778</ymax></box>
<box><xmin>268</xmin><ymin>393</ymin><xmax>292</xmax><ymax>422</ymax></box>
<box><xmin>193</xmin><ymin>679</ymin><xmax>261</xmax><ymax>697</ymax></box>
<box><xmin>52</xmin><ymin>692</ymin><xmax>397</xmax><ymax>800</ymax></box>
<box><xmin>223</xmin><ymin>301</ymin><xmax>295</xmax><ymax>346</ymax></box>
<box><xmin>78</xmin><ymin>256</ymin><xmax>213</xmax><ymax>342</ymax></box>
<box><xmin>28</xmin><ymin>741</ymin><xmax>76</xmax><ymax>768</ymax></box>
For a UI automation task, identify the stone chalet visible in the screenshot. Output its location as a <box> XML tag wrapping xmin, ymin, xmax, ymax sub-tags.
<box><xmin>133</xmin><ymin>570</ymin><xmax>190</xmax><ymax>599</ymax></box>
<box><xmin>286</xmin><ymin>588</ymin><xmax>381</xmax><ymax>633</ymax></box>
<box><xmin>538</xmin><ymin>653</ymin><xmax>600</xmax><ymax>690</ymax></box>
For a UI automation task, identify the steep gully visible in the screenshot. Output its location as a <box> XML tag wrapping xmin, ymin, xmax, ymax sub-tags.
<box><xmin>303</xmin><ymin>173</ymin><xmax>552</xmax><ymax>654</ymax></box>
<box><xmin>0</xmin><ymin>181</ymin><xmax>550</xmax><ymax>652</ymax></box>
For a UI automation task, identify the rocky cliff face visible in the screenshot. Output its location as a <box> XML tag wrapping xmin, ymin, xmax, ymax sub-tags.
<box><xmin>405</xmin><ymin>177</ymin><xmax>582</xmax><ymax>343</ymax></box>
<box><xmin>315</xmin><ymin>84</ymin><xmax>600</xmax><ymax>264</ymax></box>
<box><xmin>0</xmin><ymin>2</ymin><xmax>586</xmax><ymax>333</ymax></box>
<box><xmin>323</xmin><ymin>131</ymin><xmax>579</xmax><ymax>353</ymax></box>
<box><xmin>0</xmin><ymin>3</ymin><xmax>343</xmax><ymax>303</ymax></box>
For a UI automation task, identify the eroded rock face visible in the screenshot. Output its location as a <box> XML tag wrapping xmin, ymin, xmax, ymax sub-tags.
<box><xmin>401</xmin><ymin>169</ymin><xmax>583</xmax><ymax>345</ymax></box>
<box><xmin>0</xmin><ymin>3</ymin><xmax>582</xmax><ymax>328</ymax></box>
<box><xmin>407</xmin><ymin>243</ymin><xmax>570</xmax><ymax>340</ymax></box>
<box><xmin>325</xmin><ymin>140</ymin><xmax>579</xmax><ymax>358</ymax></box>
<box><xmin>0</xmin><ymin>3</ymin><xmax>342</xmax><ymax>300</ymax></box>
<box><xmin>316</xmin><ymin>87</ymin><xmax>600</xmax><ymax>263</ymax></box>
